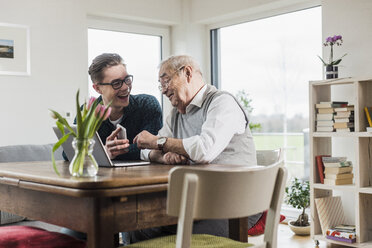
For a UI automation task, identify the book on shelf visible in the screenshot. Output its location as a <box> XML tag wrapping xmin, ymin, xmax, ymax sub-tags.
<box><xmin>326</xmin><ymin>235</ymin><xmax>356</xmax><ymax>244</ymax></box>
<box><xmin>334</xmin><ymin>107</ymin><xmax>348</xmax><ymax>112</ymax></box>
<box><xmin>330</xmin><ymin>101</ymin><xmax>348</xmax><ymax>105</ymax></box>
<box><xmin>347</xmin><ymin>105</ymin><xmax>354</xmax><ymax>111</ymax></box>
<box><xmin>334</xmin><ymin>111</ymin><xmax>353</xmax><ymax>118</ymax></box>
<box><xmin>316</xmin><ymin>101</ymin><xmax>348</xmax><ymax>108</ymax></box>
<box><xmin>315</xmin><ymin>155</ymin><xmax>330</xmax><ymax>184</ymax></box>
<box><xmin>324</xmin><ymin>166</ymin><xmax>353</xmax><ymax>174</ymax></box>
<box><xmin>326</xmin><ymin>225</ymin><xmax>356</xmax><ymax>244</ymax></box>
<box><xmin>316</xmin><ymin>126</ymin><xmax>334</xmax><ymax>132</ymax></box>
<box><xmin>324</xmin><ymin>177</ymin><xmax>353</xmax><ymax>185</ymax></box>
<box><xmin>322</xmin><ymin>157</ymin><xmax>347</xmax><ymax>163</ymax></box>
<box><xmin>325</xmin><ymin>173</ymin><xmax>353</xmax><ymax>180</ymax></box>
<box><xmin>317</xmin><ymin>120</ymin><xmax>334</xmax><ymax>127</ymax></box>
<box><xmin>323</xmin><ymin>161</ymin><xmax>352</xmax><ymax>168</ymax></box>
<box><xmin>318</xmin><ymin>108</ymin><xmax>334</xmax><ymax>114</ymax></box>
<box><xmin>334</xmin><ymin>118</ymin><xmax>354</xmax><ymax>123</ymax></box>
<box><xmin>315</xmin><ymin>196</ymin><xmax>346</xmax><ymax>235</ymax></box>
<box><xmin>334</xmin><ymin>122</ymin><xmax>354</xmax><ymax>129</ymax></box>
<box><xmin>333</xmin><ymin>224</ymin><xmax>356</xmax><ymax>232</ymax></box>
<box><xmin>332</xmin><ymin>102</ymin><xmax>348</xmax><ymax>108</ymax></box>
<box><xmin>317</xmin><ymin>113</ymin><xmax>334</xmax><ymax>120</ymax></box>
<box><xmin>316</xmin><ymin>102</ymin><xmax>332</xmax><ymax>108</ymax></box>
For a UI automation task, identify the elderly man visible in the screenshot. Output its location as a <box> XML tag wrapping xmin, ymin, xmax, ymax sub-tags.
<box><xmin>132</xmin><ymin>55</ymin><xmax>257</xmax><ymax>242</ymax></box>
<box><xmin>134</xmin><ymin>55</ymin><xmax>256</xmax><ymax>166</ymax></box>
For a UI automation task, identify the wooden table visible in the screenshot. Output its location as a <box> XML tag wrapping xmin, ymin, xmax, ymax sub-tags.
<box><xmin>0</xmin><ymin>161</ymin><xmax>247</xmax><ymax>248</ymax></box>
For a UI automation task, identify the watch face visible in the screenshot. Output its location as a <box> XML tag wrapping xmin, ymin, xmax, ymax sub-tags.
<box><xmin>157</xmin><ymin>137</ymin><xmax>167</xmax><ymax>149</ymax></box>
<box><xmin>158</xmin><ymin>137</ymin><xmax>166</xmax><ymax>145</ymax></box>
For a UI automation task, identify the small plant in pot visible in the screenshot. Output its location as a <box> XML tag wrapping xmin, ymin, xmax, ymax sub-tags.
<box><xmin>285</xmin><ymin>177</ymin><xmax>310</xmax><ymax>236</ymax></box>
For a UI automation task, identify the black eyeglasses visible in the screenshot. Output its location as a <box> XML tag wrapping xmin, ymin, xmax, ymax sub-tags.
<box><xmin>158</xmin><ymin>66</ymin><xmax>185</xmax><ymax>91</ymax></box>
<box><xmin>97</xmin><ymin>75</ymin><xmax>133</xmax><ymax>90</ymax></box>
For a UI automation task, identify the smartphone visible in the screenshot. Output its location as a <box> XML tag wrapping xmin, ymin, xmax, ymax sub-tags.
<box><xmin>117</xmin><ymin>124</ymin><xmax>127</xmax><ymax>140</ymax></box>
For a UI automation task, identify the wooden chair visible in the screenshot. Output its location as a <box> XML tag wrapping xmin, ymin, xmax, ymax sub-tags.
<box><xmin>126</xmin><ymin>161</ymin><xmax>287</xmax><ymax>248</ymax></box>
<box><xmin>256</xmin><ymin>148</ymin><xmax>283</xmax><ymax>166</ymax></box>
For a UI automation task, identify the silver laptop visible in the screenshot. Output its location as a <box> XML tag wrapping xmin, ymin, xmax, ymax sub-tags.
<box><xmin>53</xmin><ymin>126</ymin><xmax>150</xmax><ymax>167</ymax></box>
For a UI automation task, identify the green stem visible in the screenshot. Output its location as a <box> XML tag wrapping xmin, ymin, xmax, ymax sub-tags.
<box><xmin>72</xmin><ymin>139</ymin><xmax>89</xmax><ymax>176</ymax></box>
<box><xmin>89</xmin><ymin>153</ymin><xmax>98</xmax><ymax>170</ymax></box>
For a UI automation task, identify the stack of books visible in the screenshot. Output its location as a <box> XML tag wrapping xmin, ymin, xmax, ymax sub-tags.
<box><xmin>326</xmin><ymin>224</ymin><xmax>356</xmax><ymax>243</ymax></box>
<box><xmin>323</xmin><ymin>157</ymin><xmax>353</xmax><ymax>185</ymax></box>
<box><xmin>315</xmin><ymin>102</ymin><xmax>335</xmax><ymax>132</ymax></box>
<box><xmin>334</xmin><ymin>104</ymin><xmax>355</xmax><ymax>132</ymax></box>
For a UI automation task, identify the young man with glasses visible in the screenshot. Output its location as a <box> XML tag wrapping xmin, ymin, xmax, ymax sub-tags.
<box><xmin>88</xmin><ymin>53</ymin><xmax>162</xmax><ymax>160</ymax></box>
<box><xmin>61</xmin><ymin>53</ymin><xmax>163</xmax><ymax>243</ymax></box>
<box><xmin>131</xmin><ymin>55</ymin><xmax>258</xmax><ymax>242</ymax></box>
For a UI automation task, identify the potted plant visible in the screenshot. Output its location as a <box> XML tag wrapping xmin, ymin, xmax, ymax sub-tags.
<box><xmin>50</xmin><ymin>90</ymin><xmax>111</xmax><ymax>177</ymax></box>
<box><xmin>285</xmin><ymin>177</ymin><xmax>310</xmax><ymax>235</ymax></box>
<box><xmin>317</xmin><ymin>35</ymin><xmax>347</xmax><ymax>79</ymax></box>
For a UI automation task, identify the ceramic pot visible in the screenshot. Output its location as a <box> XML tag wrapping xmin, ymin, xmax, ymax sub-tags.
<box><xmin>288</xmin><ymin>220</ymin><xmax>310</xmax><ymax>236</ymax></box>
<box><xmin>326</xmin><ymin>65</ymin><xmax>338</xmax><ymax>79</ymax></box>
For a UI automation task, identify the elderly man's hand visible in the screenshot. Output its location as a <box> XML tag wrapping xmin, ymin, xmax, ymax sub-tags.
<box><xmin>163</xmin><ymin>152</ymin><xmax>189</xmax><ymax>165</ymax></box>
<box><xmin>105</xmin><ymin>127</ymin><xmax>130</xmax><ymax>159</ymax></box>
<box><xmin>134</xmin><ymin>130</ymin><xmax>158</xmax><ymax>149</ymax></box>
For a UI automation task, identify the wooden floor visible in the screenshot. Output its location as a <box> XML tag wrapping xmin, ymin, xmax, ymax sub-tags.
<box><xmin>249</xmin><ymin>224</ymin><xmax>349</xmax><ymax>248</ymax></box>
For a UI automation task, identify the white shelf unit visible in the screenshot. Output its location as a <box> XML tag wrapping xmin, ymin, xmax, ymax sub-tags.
<box><xmin>310</xmin><ymin>77</ymin><xmax>372</xmax><ymax>247</ymax></box>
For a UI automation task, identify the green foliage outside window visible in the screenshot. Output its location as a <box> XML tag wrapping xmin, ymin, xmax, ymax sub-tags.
<box><xmin>235</xmin><ymin>90</ymin><xmax>261</xmax><ymax>131</ymax></box>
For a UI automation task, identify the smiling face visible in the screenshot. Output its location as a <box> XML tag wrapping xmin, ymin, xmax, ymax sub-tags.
<box><xmin>93</xmin><ymin>64</ymin><xmax>131</xmax><ymax>115</ymax></box>
<box><xmin>159</xmin><ymin>66</ymin><xmax>188</xmax><ymax>113</ymax></box>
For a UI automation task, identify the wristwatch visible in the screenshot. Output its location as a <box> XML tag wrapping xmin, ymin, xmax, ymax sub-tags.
<box><xmin>157</xmin><ymin>137</ymin><xmax>168</xmax><ymax>150</ymax></box>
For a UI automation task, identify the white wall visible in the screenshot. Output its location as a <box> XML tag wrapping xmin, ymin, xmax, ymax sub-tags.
<box><xmin>0</xmin><ymin>0</ymin><xmax>88</xmax><ymax>146</ymax></box>
<box><xmin>1</xmin><ymin>0</ymin><xmax>372</xmax><ymax>149</ymax></box>
<box><xmin>322</xmin><ymin>0</ymin><xmax>372</xmax><ymax>78</ymax></box>
<box><xmin>0</xmin><ymin>0</ymin><xmax>177</xmax><ymax>146</ymax></box>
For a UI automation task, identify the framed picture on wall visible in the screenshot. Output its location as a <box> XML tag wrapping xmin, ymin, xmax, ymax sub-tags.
<box><xmin>0</xmin><ymin>23</ymin><xmax>30</xmax><ymax>76</ymax></box>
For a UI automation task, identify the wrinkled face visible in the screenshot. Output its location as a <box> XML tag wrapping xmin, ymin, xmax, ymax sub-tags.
<box><xmin>93</xmin><ymin>64</ymin><xmax>131</xmax><ymax>111</ymax></box>
<box><xmin>159</xmin><ymin>66</ymin><xmax>188</xmax><ymax>112</ymax></box>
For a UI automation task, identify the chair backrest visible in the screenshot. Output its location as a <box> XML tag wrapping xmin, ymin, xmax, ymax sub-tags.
<box><xmin>167</xmin><ymin>162</ymin><xmax>287</xmax><ymax>248</ymax></box>
<box><xmin>256</xmin><ymin>148</ymin><xmax>282</xmax><ymax>166</ymax></box>
<box><xmin>0</xmin><ymin>143</ymin><xmax>63</xmax><ymax>163</ymax></box>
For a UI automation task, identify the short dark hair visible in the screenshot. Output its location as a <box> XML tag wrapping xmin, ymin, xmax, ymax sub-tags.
<box><xmin>88</xmin><ymin>53</ymin><xmax>126</xmax><ymax>83</ymax></box>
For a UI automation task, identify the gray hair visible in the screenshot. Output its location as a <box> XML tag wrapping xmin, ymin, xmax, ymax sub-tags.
<box><xmin>159</xmin><ymin>55</ymin><xmax>202</xmax><ymax>76</ymax></box>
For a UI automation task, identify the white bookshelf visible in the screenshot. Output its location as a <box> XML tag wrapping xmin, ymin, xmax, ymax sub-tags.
<box><xmin>310</xmin><ymin>77</ymin><xmax>372</xmax><ymax>247</ymax></box>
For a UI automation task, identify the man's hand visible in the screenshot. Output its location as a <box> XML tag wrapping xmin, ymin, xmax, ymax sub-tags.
<box><xmin>133</xmin><ymin>130</ymin><xmax>158</xmax><ymax>149</ymax></box>
<box><xmin>163</xmin><ymin>152</ymin><xmax>189</xmax><ymax>165</ymax></box>
<box><xmin>105</xmin><ymin>127</ymin><xmax>130</xmax><ymax>159</ymax></box>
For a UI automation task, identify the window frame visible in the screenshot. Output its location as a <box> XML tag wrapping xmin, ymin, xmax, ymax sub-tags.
<box><xmin>208</xmin><ymin>4</ymin><xmax>321</xmax><ymax>220</ymax></box>
<box><xmin>87</xmin><ymin>16</ymin><xmax>170</xmax><ymax>118</ymax></box>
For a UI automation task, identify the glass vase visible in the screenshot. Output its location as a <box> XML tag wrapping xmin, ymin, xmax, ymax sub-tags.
<box><xmin>69</xmin><ymin>138</ymin><xmax>98</xmax><ymax>177</ymax></box>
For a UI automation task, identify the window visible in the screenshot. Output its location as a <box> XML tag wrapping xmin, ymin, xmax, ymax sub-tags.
<box><xmin>88</xmin><ymin>28</ymin><xmax>162</xmax><ymax>103</ymax></box>
<box><xmin>212</xmin><ymin>7</ymin><xmax>322</xmax><ymax>180</ymax></box>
